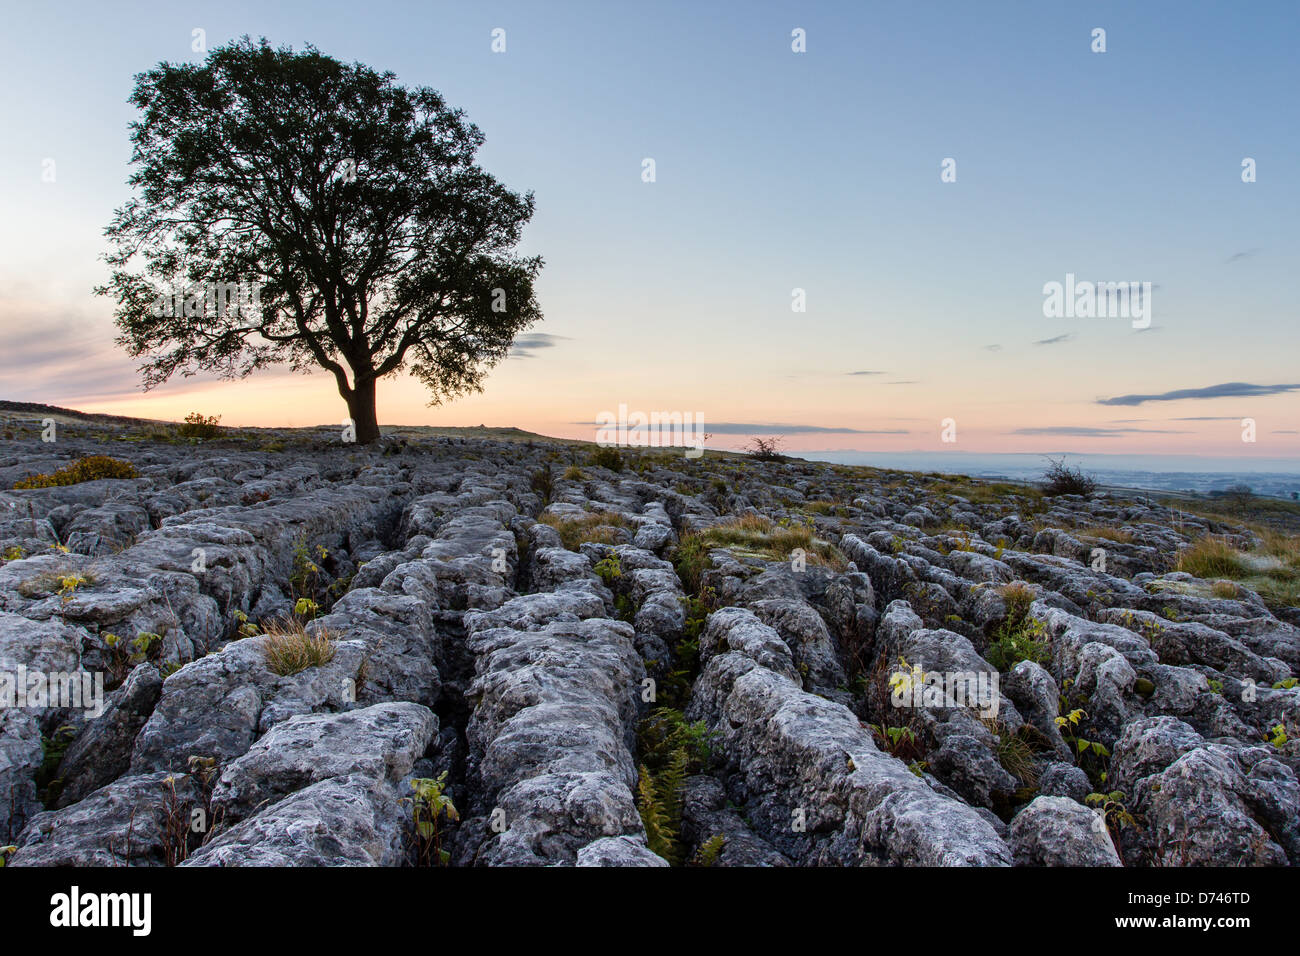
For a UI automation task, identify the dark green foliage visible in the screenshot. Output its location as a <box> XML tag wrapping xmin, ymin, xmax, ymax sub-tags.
<box><xmin>673</xmin><ymin>535</ymin><xmax>710</xmax><ymax>596</ymax></box>
<box><xmin>662</xmin><ymin>585</ymin><xmax>715</xmax><ymax>707</ymax></box>
<box><xmin>635</xmin><ymin>708</ymin><xmax>717</xmax><ymax>865</ymax></box>
<box><xmin>529</xmin><ymin>466</ymin><xmax>554</xmax><ymax>506</ymax></box>
<box><xmin>36</xmin><ymin>724</ymin><xmax>78</xmax><ymax>807</ymax></box>
<box><xmin>589</xmin><ymin>446</ymin><xmax>624</xmax><ymax>471</ymax></box>
<box><xmin>96</xmin><ymin>37</ymin><xmax>543</xmax><ymax>444</ymax></box>
<box><xmin>691</xmin><ymin>833</ymin><xmax>726</xmax><ymax>867</ymax></box>
<box><xmin>986</xmin><ymin>583</ymin><xmax>1048</xmax><ymax>671</ymax></box>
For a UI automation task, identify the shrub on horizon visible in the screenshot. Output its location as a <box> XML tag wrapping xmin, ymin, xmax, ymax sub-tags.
<box><xmin>178</xmin><ymin>411</ymin><xmax>222</xmax><ymax>440</ymax></box>
<box><xmin>1042</xmin><ymin>457</ymin><xmax>1098</xmax><ymax>497</ymax></box>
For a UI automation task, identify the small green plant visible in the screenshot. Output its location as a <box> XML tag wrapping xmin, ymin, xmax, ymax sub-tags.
<box><xmin>1273</xmin><ymin>678</ymin><xmax>1299</xmax><ymax>690</ymax></box>
<box><xmin>1056</xmin><ymin>708</ymin><xmax>1111</xmax><ymax>781</ymax></box>
<box><xmin>1</xmin><ymin>545</ymin><xmax>24</xmax><ymax>562</ymax></box>
<box><xmin>1085</xmin><ymin>790</ymin><xmax>1140</xmax><ymax>853</ymax></box>
<box><xmin>1055</xmin><ymin>708</ymin><xmax>1085</xmax><ymax>732</ymax></box>
<box><xmin>0</xmin><ymin>845</ymin><xmax>16</xmax><ymax>866</ymax></box>
<box><xmin>405</xmin><ymin>772</ymin><xmax>459</xmax><ymax>866</ymax></box>
<box><xmin>104</xmin><ymin>630</ymin><xmax>164</xmax><ymax>682</ymax></box>
<box><xmin>1267</xmin><ymin>723</ymin><xmax>1290</xmax><ymax>749</ymax></box>
<box><xmin>870</xmin><ymin>724</ymin><xmax>921</xmax><ymax>759</ymax></box>
<box><xmin>289</xmin><ymin>538</ymin><xmax>330</xmax><ymax>602</ymax></box>
<box><xmin>661</xmin><ymin>586</ymin><xmax>715</xmax><ymax>706</ymax></box>
<box><xmin>691</xmin><ymin>834</ymin><xmax>726</xmax><ymax>867</ymax></box>
<box><xmin>680</xmin><ymin>586</ymin><xmax>715</xmax><ymax>643</ymax></box>
<box><xmin>673</xmin><ymin>535</ymin><xmax>710</xmax><ymax>595</ymax></box>
<box><xmin>593</xmin><ymin>554</ymin><xmax>622</xmax><ymax>587</ymax></box>
<box><xmin>562</xmin><ymin>465</ymin><xmax>585</xmax><ymax>481</ymax></box>
<box><xmin>232</xmin><ymin>609</ymin><xmax>260</xmax><ymax>638</ymax></box>
<box><xmin>986</xmin><ymin>584</ymin><xmax>1047</xmax><ymax>671</ymax></box>
<box><xmin>131</xmin><ymin>631</ymin><xmax>162</xmax><ymax>659</ymax></box>
<box><xmin>57</xmin><ymin>574</ymin><xmax>89</xmax><ymax>603</ymax></box>
<box><xmin>293</xmin><ymin>597</ymin><xmax>319</xmax><ymax>619</ymax></box>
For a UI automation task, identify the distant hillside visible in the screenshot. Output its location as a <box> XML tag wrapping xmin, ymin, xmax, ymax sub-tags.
<box><xmin>0</xmin><ymin>400</ymin><xmax>167</xmax><ymax>427</ymax></box>
<box><xmin>0</xmin><ymin>400</ymin><xmax>587</xmax><ymax>447</ymax></box>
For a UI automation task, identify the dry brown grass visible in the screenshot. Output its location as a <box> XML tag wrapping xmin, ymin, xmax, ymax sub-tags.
<box><xmin>696</xmin><ymin>514</ymin><xmax>846</xmax><ymax>569</ymax></box>
<box><xmin>1077</xmin><ymin>525</ymin><xmax>1135</xmax><ymax>544</ymax></box>
<box><xmin>1174</xmin><ymin>533</ymin><xmax>1300</xmax><ymax>611</ymax></box>
<box><xmin>539</xmin><ymin>510</ymin><xmax>632</xmax><ymax>550</ymax></box>
<box><xmin>1176</xmin><ymin>536</ymin><xmax>1249</xmax><ymax>579</ymax></box>
<box><xmin>262</xmin><ymin>618</ymin><xmax>336</xmax><ymax>676</ymax></box>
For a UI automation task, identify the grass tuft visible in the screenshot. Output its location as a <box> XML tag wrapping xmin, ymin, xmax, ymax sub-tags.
<box><xmin>262</xmin><ymin>618</ymin><xmax>336</xmax><ymax>676</ymax></box>
<box><xmin>693</xmin><ymin>514</ymin><xmax>846</xmax><ymax>569</ymax></box>
<box><xmin>538</xmin><ymin>510</ymin><xmax>632</xmax><ymax>549</ymax></box>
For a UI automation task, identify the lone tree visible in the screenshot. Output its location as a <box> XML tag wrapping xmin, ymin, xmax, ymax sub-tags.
<box><xmin>98</xmin><ymin>38</ymin><xmax>543</xmax><ymax>443</ymax></box>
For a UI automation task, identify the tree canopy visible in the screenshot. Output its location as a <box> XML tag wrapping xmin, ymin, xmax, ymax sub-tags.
<box><xmin>98</xmin><ymin>37</ymin><xmax>543</xmax><ymax>442</ymax></box>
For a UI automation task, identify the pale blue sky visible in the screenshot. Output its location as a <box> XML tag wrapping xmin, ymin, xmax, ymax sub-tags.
<box><xmin>1</xmin><ymin>0</ymin><xmax>1296</xmax><ymax>458</ymax></box>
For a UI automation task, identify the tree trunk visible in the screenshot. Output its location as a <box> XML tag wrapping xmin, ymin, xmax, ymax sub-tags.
<box><xmin>344</xmin><ymin>376</ymin><xmax>381</xmax><ymax>444</ymax></box>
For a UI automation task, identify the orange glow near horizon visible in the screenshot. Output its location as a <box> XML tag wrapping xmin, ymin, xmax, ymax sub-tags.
<box><xmin>56</xmin><ymin>362</ymin><xmax>1300</xmax><ymax>461</ymax></box>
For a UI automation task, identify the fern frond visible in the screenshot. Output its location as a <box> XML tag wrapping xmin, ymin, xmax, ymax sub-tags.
<box><xmin>636</xmin><ymin>765</ymin><xmax>675</xmax><ymax>862</ymax></box>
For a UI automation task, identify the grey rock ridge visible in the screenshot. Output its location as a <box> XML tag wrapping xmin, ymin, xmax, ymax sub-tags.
<box><xmin>1</xmin><ymin>417</ymin><xmax>1298</xmax><ymax>867</ymax></box>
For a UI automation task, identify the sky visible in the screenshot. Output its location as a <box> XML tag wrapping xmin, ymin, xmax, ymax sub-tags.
<box><xmin>1</xmin><ymin>0</ymin><xmax>1297</xmax><ymax>461</ymax></box>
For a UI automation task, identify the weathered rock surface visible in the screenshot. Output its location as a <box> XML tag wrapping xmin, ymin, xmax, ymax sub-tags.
<box><xmin>2</xmin><ymin>416</ymin><xmax>1296</xmax><ymax>868</ymax></box>
<box><xmin>1009</xmin><ymin>796</ymin><xmax>1122</xmax><ymax>866</ymax></box>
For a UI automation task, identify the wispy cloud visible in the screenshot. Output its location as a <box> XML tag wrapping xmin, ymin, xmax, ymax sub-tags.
<box><xmin>708</xmin><ymin>423</ymin><xmax>910</xmax><ymax>435</ymax></box>
<box><xmin>1098</xmin><ymin>382</ymin><xmax>1300</xmax><ymax>406</ymax></box>
<box><xmin>846</xmin><ymin>370</ymin><xmax>885</xmax><ymax>376</ymax></box>
<box><xmin>572</xmin><ymin>421</ymin><xmax>906</xmax><ymax>435</ymax></box>
<box><xmin>984</xmin><ymin>344</ymin><xmax>1002</xmax><ymax>352</ymax></box>
<box><xmin>1034</xmin><ymin>333</ymin><xmax>1074</xmax><ymax>346</ymax></box>
<box><xmin>1226</xmin><ymin>248</ymin><xmax>1261</xmax><ymax>263</ymax></box>
<box><xmin>509</xmin><ymin>333</ymin><xmax>569</xmax><ymax>358</ymax></box>
<box><xmin>1010</xmin><ymin>426</ymin><xmax>1191</xmax><ymax>436</ymax></box>
<box><xmin>0</xmin><ymin>310</ymin><xmax>144</xmax><ymax>403</ymax></box>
